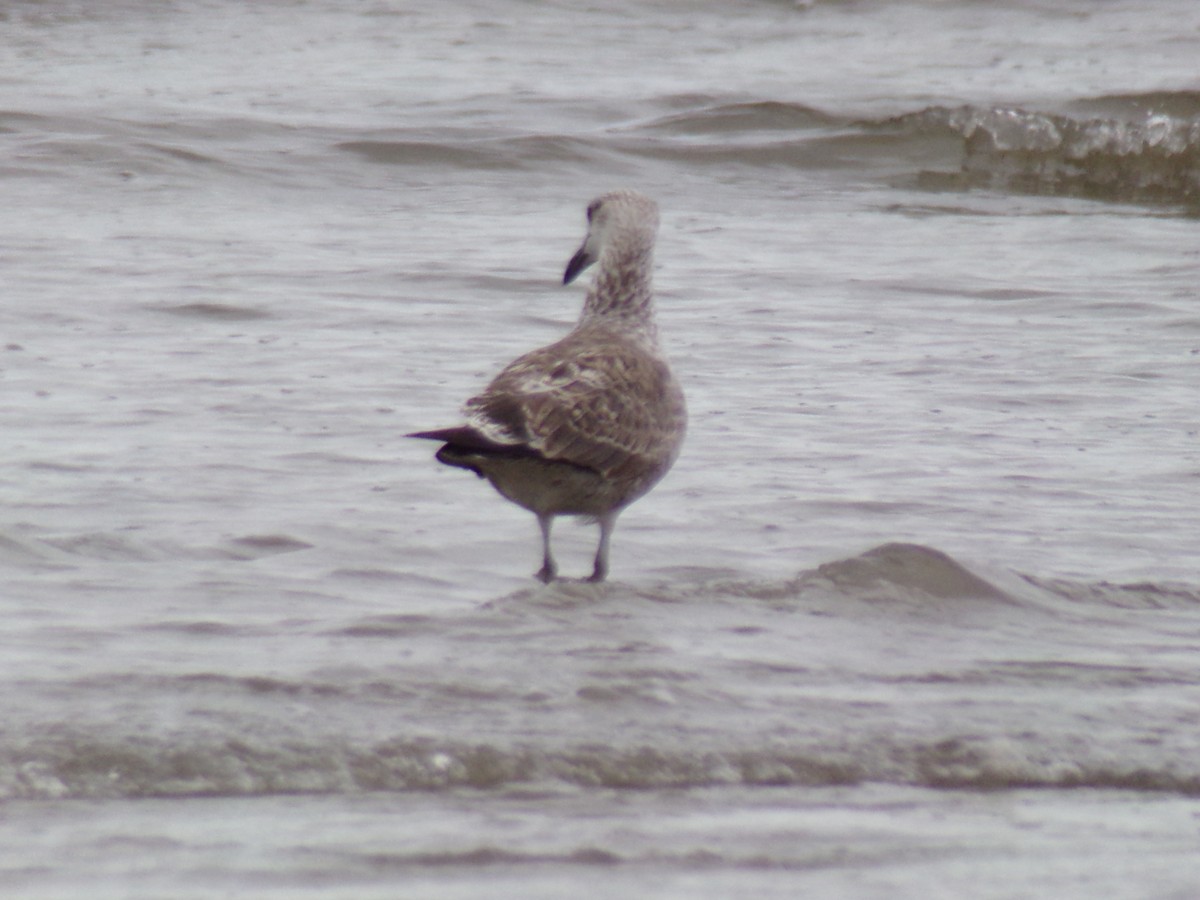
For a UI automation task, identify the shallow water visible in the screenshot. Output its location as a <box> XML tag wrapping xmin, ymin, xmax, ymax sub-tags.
<box><xmin>3</xmin><ymin>0</ymin><xmax>1200</xmax><ymax>896</ymax></box>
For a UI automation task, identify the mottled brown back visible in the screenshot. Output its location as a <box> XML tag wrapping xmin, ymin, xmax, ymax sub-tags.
<box><xmin>465</xmin><ymin>323</ymin><xmax>686</xmax><ymax>485</ymax></box>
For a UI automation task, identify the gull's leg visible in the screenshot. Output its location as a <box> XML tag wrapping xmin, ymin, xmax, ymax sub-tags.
<box><xmin>587</xmin><ymin>513</ymin><xmax>617</xmax><ymax>583</ymax></box>
<box><xmin>535</xmin><ymin>514</ymin><xmax>557</xmax><ymax>583</ymax></box>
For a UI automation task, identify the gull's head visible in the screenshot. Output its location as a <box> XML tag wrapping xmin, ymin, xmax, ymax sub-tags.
<box><xmin>563</xmin><ymin>190</ymin><xmax>660</xmax><ymax>286</ymax></box>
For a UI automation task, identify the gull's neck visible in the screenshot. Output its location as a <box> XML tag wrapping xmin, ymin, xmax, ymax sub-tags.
<box><xmin>579</xmin><ymin>243</ymin><xmax>657</xmax><ymax>343</ymax></box>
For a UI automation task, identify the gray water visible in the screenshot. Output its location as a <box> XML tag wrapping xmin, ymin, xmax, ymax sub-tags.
<box><xmin>3</xmin><ymin>1</ymin><xmax>1200</xmax><ymax>897</ymax></box>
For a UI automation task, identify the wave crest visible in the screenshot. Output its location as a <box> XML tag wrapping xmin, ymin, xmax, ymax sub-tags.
<box><xmin>894</xmin><ymin>100</ymin><xmax>1200</xmax><ymax>205</ymax></box>
<box><xmin>6</xmin><ymin>731</ymin><xmax>1198</xmax><ymax>801</ymax></box>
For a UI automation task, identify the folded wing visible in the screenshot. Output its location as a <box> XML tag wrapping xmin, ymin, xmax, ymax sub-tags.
<box><xmin>464</xmin><ymin>328</ymin><xmax>686</xmax><ymax>481</ymax></box>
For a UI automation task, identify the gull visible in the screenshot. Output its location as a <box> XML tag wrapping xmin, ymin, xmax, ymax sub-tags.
<box><xmin>408</xmin><ymin>190</ymin><xmax>686</xmax><ymax>582</ymax></box>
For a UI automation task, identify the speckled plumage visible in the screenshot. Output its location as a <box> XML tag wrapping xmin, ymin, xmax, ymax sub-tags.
<box><xmin>409</xmin><ymin>190</ymin><xmax>686</xmax><ymax>583</ymax></box>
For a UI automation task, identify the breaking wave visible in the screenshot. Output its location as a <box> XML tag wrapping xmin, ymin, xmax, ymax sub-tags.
<box><xmin>4</xmin><ymin>542</ymin><xmax>1198</xmax><ymax>803</ymax></box>
<box><xmin>642</xmin><ymin>92</ymin><xmax>1200</xmax><ymax>206</ymax></box>
<box><xmin>10</xmin><ymin>92</ymin><xmax>1199</xmax><ymax>207</ymax></box>
<box><xmin>894</xmin><ymin>100</ymin><xmax>1200</xmax><ymax>205</ymax></box>
<box><xmin>332</xmin><ymin>92</ymin><xmax>1200</xmax><ymax>207</ymax></box>
<box><xmin>2</xmin><ymin>542</ymin><xmax>1190</xmax><ymax>801</ymax></box>
<box><xmin>6</xmin><ymin>728</ymin><xmax>1199</xmax><ymax>802</ymax></box>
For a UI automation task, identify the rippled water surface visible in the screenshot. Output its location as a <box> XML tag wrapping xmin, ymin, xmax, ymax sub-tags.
<box><xmin>3</xmin><ymin>1</ymin><xmax>1200</xmax><ymax>896</ymax></box>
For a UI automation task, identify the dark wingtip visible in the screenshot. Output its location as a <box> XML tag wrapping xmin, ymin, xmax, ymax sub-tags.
<box><xmin>409</xmin><ymin>425</ymin><xmax>540</xmax><ymax>459</ymax></box>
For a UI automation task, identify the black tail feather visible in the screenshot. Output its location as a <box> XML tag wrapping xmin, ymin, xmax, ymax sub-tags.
<box><xmin>408</xmin><ymin>425</ymin><xmax>542</xmax><ymax>464</ymax></box>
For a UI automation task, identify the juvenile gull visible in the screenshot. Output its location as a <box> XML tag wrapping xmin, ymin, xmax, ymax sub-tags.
<box><xmin>408</xmin><ymin>190</ymin><xmax>686</xmax><ymax>582</ymax></box>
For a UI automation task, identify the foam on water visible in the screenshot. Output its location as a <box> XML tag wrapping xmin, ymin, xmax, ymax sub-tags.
<box><xmin>934</xmin><ymin>100</ymin><xmax>1200</xmax><ymax>205</ymax></box>
<box><xmin>3</xmin><ymin>542</ymin><xmax>1198</xmax><ymax>805</ymax></box>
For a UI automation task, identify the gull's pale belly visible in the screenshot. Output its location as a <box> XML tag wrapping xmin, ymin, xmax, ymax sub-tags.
<box><xmin>470</xmin><ymin>454</ymin><xmax>661</xmax><ymax>518</ymax></box>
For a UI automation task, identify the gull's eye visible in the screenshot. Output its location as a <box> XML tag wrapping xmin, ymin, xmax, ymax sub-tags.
<box><xmin>586</xmin><ymin>201</ymin><xmax>601</xmax><ymax>222</ymax></box>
